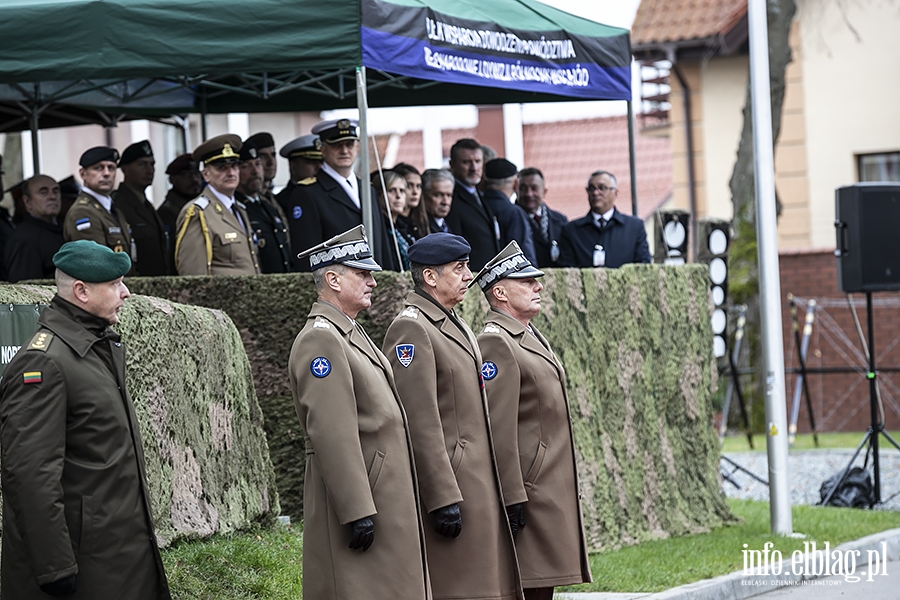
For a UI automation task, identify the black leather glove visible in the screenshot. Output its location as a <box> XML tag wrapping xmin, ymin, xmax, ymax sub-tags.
<box><xmin>40</xmin><ymin>574</ymin><xmax>77</xmax><ymax>596</ymax></box>
<box><xmin>506</xmin><ymin>503</ymin><xmax>526</xmax><ymax>540</ymax></box>
<box><xmin>348</xmin><ymin>516</ymin><xmax>375</xmax><ymax>551</ymax></box>
<box><xmin>432</xmin><ymin>503</ymin><xmax>462</xmax><ymax>538</ymax></box>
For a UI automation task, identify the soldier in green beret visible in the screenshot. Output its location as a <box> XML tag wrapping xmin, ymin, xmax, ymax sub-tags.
<box><xmin>0</xmin><ymin>240</ymin><xmax>171</xmax><ymax>600</ymax></box>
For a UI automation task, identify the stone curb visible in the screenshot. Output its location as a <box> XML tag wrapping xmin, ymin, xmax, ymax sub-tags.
<box><xmin>557</xmin><ymin>528</ymin><xmax>900</xmax><ymax>600</ymax></box>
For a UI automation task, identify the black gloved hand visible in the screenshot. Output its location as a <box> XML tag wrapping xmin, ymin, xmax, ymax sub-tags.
<box><xmin>40</xmin><ymin>574</ymin><xmax>77</xmax><ymax>596</ymax></box>
<box><xmin>349</xmin><ymin>516</ymin><xmax>375</xmax><ymax>551</ymax></box>
<box><xmin>432</xmin><ymin>503</ymin><xmax>462</xmax><ymax>538</ymax></box>
<box><xmin>506</xmin><ymin>503</ymin><xmax>526</xmax><ymax>540</ymax></box>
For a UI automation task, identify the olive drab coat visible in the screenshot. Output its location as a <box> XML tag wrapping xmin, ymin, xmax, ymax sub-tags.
<box><xmin>63</xmin><ymin>191</ymin><xmax>136</xmax><ymax>274</ymax></box>
<box><xmin>477</xmin><ymin>309</ymin><xmax>592</xmax><ymax>589</ymax></box>
<box><xmin>383</xmin><ymin>291</ymin><xmax>523</xmax><ymax>600</ymax></box>
<box><xmin>0</xmin><ymin>296</ymin><xmax>170</xmax><ymax>600</ymax></box>
<box><xmin>173</xmin><ymin>187</ymin><xmax>261</xmax><ymax>275</ymax></box>
<box><xmin>289</xmin><ymin>300</ymin><xmax>431</xmax><ymax>600</ymax></box>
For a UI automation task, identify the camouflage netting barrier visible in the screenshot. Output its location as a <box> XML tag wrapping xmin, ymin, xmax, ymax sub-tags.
<box><xmin>0</xmin><ymin>285</ymin><xmax>278</xmax><ymax>546</ymax></box>
<box><xmin>126</xmin><ymin>264</ymin><xmax>735</xmax><ymax>550</ymax></box>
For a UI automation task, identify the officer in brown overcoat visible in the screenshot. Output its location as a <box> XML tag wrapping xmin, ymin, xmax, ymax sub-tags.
<box><xmin>0</xmin><ymin>240</ymin><xmax>171</xmax><ymax>599</ymax></box>
<box><xmin>63</xmin><ymin>146</ymin><xmax>137</xmax><ymax>274</ymax></box>
<box><xmin>173</xmin><ymin>134</ymin><xmax>261</xmax><ymax>275</ymax></box>
<box><xmin>474</xmin><ymin>242</ymin><xmax>593</xmax><ymax>600</ymax></box>
<box><xmin>289</xmin><ymin>226</ymin><xmax>431</xmax><ymax>600</ymax></box>
<box><xmin>383</xmin><ymin>233</ymin><xmax>523</xmax><ymax>600</ymax></box>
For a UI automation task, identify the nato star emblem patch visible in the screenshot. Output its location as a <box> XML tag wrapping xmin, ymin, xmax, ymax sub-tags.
<box><xmin>396</xmin><ymin>344</ymin><xmax>414</xmax><ymax>368</ymax></box>
<box><xmin>292</xmin><ymin>206</ymin><xmax>303</xmax><ymax>220</ymax></box>
<box><xmin>310</xmin><ymin>357</ymin><xmax>332</xmax><ymax>378</ymax></box>
<box><xmin>481</xmin><ymin>361</ymin><xmax>498</xmax><ymax>380</ymax></box>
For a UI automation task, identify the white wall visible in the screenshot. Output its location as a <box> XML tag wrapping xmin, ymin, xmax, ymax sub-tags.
<box><xmin>798</xmin><ymin>0</ymin><xmax>900</xmax><ymax>248</ymax></box>
<box><xmin>700</xmin><ymin>55</ymin><xmax>748</xmax><ymax>221</ymax></box>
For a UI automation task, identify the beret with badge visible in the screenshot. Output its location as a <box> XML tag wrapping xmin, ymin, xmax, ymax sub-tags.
<box><xmin>311</xmin><ymin>118</ymin><xmax>359</xmax><ymax>144</ymax></box>
<box><xmin>245</xmin><ymin>132</ymin><xmax>275</xmax><ymax>149</ymax></box>
<box><xmin>79</xmin><ymin>146</ymin><xmax>120</xmax><ymax>168</ymax></box>
<box><xmin>407</xmin><ymin>232</ymin><xmax>471</xmax><ymax>266</ymax></box>
<box><xmin>238</xmin><ymin>142</ymin><xmax>259</xmax><ymax>162</ymax></box>
<box><xmin>165</xmin><ymin>153</ymin><xmax>198</xmax><ymax>175</ymax></box>
<box><xmin>119</xmin><ymin>140</ymin><xmax>154</xmax><ymax>166</ymax></box>
<box><xmin>471</xmin><ymin>241</ymin><xmax>544</xmax><ymax>292</ymax></box>
<box><xmin>53</xmin><ymin>240</ymin><xmax>132</xmax><ymax>282</ymax></box>
<box><xmin>192</xmin><ymin>134</ymin><xmax>242</xmax><ymax>166</ymax></box>
<box><xmin>297</xmin><ymin>225</ymin><xmax>382</xmax><ymax>272</ymax></box>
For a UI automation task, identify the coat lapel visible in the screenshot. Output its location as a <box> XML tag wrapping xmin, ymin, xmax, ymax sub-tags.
<box><xmin>409</xmin><ymin>293</ymin><xmax>476</xmax><ymax>361</ymax></box>
<box><xmin>319</xmin><ymin>170</ymin><xmax>361</xmax><ymax>214</ymax></box>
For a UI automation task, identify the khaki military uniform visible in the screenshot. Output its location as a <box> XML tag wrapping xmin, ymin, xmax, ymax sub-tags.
<box><xmin>383</xmin><ymin>291</ymin><xmax>522</xmax><ymax>600</ymax></box>
<box><xmin>173</xmin><ymin>188</ymin><xmax>260</xmax><ymax>276</ymax></box>
<box><xmin>0</xmin><ymin>296</ymin><xmax>170</xmax><ymax>600</ymax></box>
<box><xmin>289</xmin><ymin>300</ymin><xmax>431</xmax><ymax>600</ymax></box>
<box><xmin>63</xmin><ymin>192</ymin><xmax>136</xmax><ymax>272</ymax></box>
<box><xmin>477</xmin><ymin>308</ymin><xmax>592</xmax><ymax>591</ymax></box>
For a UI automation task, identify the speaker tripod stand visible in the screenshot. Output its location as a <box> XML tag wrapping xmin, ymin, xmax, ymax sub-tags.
<box><xmin>821</xmin><ymin>292</ymin><xmax>900</xmax><ymax>506</ymax></box>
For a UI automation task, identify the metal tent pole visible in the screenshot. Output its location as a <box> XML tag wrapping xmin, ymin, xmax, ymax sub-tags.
<box><xmin>356</xmin><ymin>67</ymin><xmax>375</xmax><ymax>245</ymax></box>
<box><xmin>627</xmin><ymin>100</ymin><xmax>638</xmax><ymax>217</ymax></box>
<box><xmin>30</xmin><ymin>84</ymin><xmax>41</xmax><ymax>174</ymax></box>
<box><xmin>748</xmin><ymin>0</ymin><xmax>792</xmax><ymax>535</ymax></box>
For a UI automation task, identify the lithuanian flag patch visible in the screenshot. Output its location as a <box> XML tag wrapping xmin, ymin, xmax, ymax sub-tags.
<box><xmin>23</xmin><ymin>372</ymin><xmax>42</xmax><ymax>384</ymax></box>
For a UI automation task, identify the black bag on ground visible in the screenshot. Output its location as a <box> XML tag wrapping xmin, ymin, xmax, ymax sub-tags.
<box><xmin>819</xmin><ymin>466</ymin><xmax>875</xmax><ymax>508</ymax></box>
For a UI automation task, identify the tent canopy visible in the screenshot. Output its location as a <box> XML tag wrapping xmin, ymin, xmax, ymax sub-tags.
<box><xmin>0</xmin><ymin>0</ymin><xmax>631</xmax><ymax>130</ymax></box>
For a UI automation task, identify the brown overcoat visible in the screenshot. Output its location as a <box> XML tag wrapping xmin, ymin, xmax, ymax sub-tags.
<box><xmin>288</xmin><ymin>300</ymin><xmax>430</xmax><ymax>600</ymax></box>
<box><xmin>478</xmin><ymin>309</ymin><xmax>592</xmax><ymax>588</ymax></box>
<box><xmin>383</xmin><ymin>291</ymin><xmax>522</xmax><ymax>600</ymax></box>
<box><xmin>173</xmin><ymin>188</ymin><xmax>260</xmax><ymax>275</ymax></box>
<box><xmin>0</xmin><ymin>296</ymin><xmax>170</xmax><ymax>600</ymax></box>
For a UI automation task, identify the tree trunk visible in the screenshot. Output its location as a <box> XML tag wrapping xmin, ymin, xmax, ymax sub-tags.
<box><xmin>728</xmin><ymin>0</ymin><xmax>797</xmax><ymax>431</ymax></box>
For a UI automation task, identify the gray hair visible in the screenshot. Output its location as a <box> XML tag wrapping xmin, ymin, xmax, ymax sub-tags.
<box><xmin>312</xmin><ymin>263</ymin><xmax>348</xmax><ymax>292</ymax></box>
<box><xmin>410</xmin><ymin>262</ymin><xmax>444</xmax><ymax>288</ymax></box>
<box><xmin>588</xmin><ymin>170</ymin><xmax>618</xmax><ymax>188</ymax></box>
<box><xmin>55</xmin><ymin>269</ymin><xmax>76</xmax><ymax>300</ymax></box>
<box><xmin>421</xmin><ymin>168</ymin><xmax>455</xmax><ymax>194</ymax></box>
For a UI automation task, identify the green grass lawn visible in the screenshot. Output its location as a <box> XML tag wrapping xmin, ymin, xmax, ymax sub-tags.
<box><xmin>160</xmin><ymin>498</ymin><xmax>900</xmax><ymax>598</ymax></box>
<box><xmin>558</xmin><ymin>499</ymin><xmax>900</xmax><ymax>594</ymax></box>
<box><xmin>722</xmin><ymin>432</ymin><xmax>866</xmax><ymax>453</ymax></box>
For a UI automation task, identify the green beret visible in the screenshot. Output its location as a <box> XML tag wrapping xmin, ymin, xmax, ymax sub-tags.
<box><xmin>53</xmin><ymin>240</ymin><xmax>131</xmax><ymax>282</ymax></box>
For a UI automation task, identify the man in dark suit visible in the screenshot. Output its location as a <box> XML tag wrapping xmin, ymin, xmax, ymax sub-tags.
<box><xmin>283</xmin><ymin>119</ymin><xmax>398</xmax><ymax>271</ymax></box>
<box><xmin>421</xmin><ymin>168</ymin><xmax>454</xmax><ymax>235</ymax></box>
<box><xmin>558</xmin><ymin>171</ymin><xmax>651</xmax><ymax>269</ymax></box>
<box><xmin>444</xmin><ymin>138</ymin><xmax>500</xmax><ymax>271</ymax></box>
<box><xmin>482</xmin><ymin>158</ymin><xmax>537</xmax><ymax>265</ymax></box>
<box><xmin>5</xmin><ymin>175</ymin><xmax>64</xmax><ymax>282</ymax></box>
<box><xmin>113</xmin><ymin>140</ymin><xmax>172</xmax><ymax>275</ymax></box>
<box><xmin>516</xmin><ymin>168</ymin><xmax>568</xmax><ymax>268</ymax></box>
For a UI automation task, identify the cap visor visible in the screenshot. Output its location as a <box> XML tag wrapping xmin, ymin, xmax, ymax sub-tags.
<box><xmin>507</xmin><ymin>265</ymin><xmax>545</xmax><ymax>279</ymax></box>
<box><xmin>344</xmin><ymin>257</ymin><xmax>383</xmax><ymax>272</ymax></box>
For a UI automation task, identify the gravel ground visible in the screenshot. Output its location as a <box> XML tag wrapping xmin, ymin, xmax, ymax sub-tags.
<box><xmin>721</xmin><ymin>448</ymin><xmax>900</xmax><ymax>510</ymax></box>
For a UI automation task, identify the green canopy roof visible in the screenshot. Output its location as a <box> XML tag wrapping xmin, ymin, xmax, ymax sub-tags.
<box><xmin>0</xmin><ymin>0</ymin><xmax>632</xmax><ymax>130</ymax></box>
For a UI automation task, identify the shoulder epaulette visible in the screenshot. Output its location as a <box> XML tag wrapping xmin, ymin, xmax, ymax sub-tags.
<box><xmin>193</xmin><ymin>196</ymin><xmax>210</xmax><ymax>209</ymax></box>
<box><xmin>297</xmin><ymin>177</ymin><xmax>317</xmax><ymax>186</ymax></box>
<box><xmin>77</xmin><ymin>197</ymin><xmax>90</xmax><ymax>205</ymax></box>
<box><xmin>27</xmin><ymin>331</ymin><xmax>53</xmax><ymax>352</ymax></box>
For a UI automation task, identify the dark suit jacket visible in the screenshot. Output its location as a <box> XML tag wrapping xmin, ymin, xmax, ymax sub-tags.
<box><xmin>558</xmin><ymin>208</ymin><xmax>651</xmax><ymax>268</ymax></box>
<box><xmin>444</xmin><ymin>182</ymin><xmax>500</xmax><ymax>271</ymax></box>
<box><xmin>482</xmin><ymin>189</ymin><xmax>537</xmax><ymax>265</ymax></box>
<box><xmin>4</xmin><ymin>215</ymin><xmax>64</xmax><ymax>283</ymax></box>
<box><xmin>525</xmin><ymin>205</ymin><xmax>568</xmax><ymax>268</ymax></box>
<box><xmin>113</xmin><ymin>185</ymin><xmax>172</xmax><ymax>275</ymax></box>
<box><xmin>283</xmin><ymin>170</ymin><xmax>399</xmax><ymax>271</ymax></box>
<box><xmin>236</xmin><ymin>191</ymin><xmax>291</xmax><ymax>273</ymax></box>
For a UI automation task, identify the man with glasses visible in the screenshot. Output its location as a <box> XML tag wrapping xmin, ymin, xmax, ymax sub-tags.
<box><xmin>557</xmin><ymin>170</ymin><xmax>651</xmax><ymax>268</ymax></box>
<box><xmin>174</xmin><ymin>134</ymin><xmax>260</xmax><ymax>275</ymax></box>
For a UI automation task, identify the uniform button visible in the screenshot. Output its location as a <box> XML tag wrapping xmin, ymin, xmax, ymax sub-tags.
<box><xmin>578</xmin><ymin>493</ymin><xmax>583</xmax><ymax>499</ymax></box>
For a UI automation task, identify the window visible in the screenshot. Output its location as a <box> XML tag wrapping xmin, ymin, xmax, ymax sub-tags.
<box><xmin>857</xmin><ymin>152</ymin><xmax>900</xmax><ymax>182</ymax></box>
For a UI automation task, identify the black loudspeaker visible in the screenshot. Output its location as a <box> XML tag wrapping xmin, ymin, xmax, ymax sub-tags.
<box><xmin>835</xmin><ymin>183</ymin><xmax>900</xmax><ymax>293</ymax></box>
